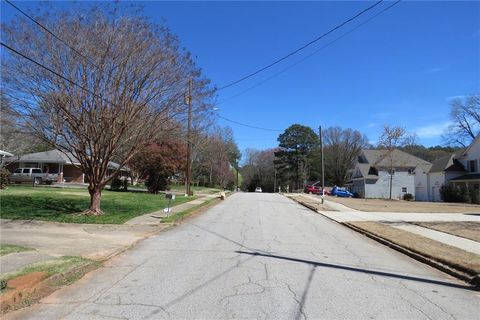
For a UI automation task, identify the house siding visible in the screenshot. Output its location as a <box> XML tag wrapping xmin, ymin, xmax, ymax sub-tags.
<box><xmin>414</xmin><ymin>168</ymin><xmax>429</xmax><ymax>201</ymax></box>
<box><xmin>364</xmin><ymin>170</ymin><xmax>414</xmax><ymax>199</ymax></box>
<box><xmin>62</xmin><ymin>165</ymin><xmax>84</xmax><ymax>183</ymax></box>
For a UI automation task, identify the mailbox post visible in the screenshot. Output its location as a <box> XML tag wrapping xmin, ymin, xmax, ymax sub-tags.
<box><xmin>165</xmin><ymin>193</ymin><xmax>176</xmax><ymax>217</ymax></box>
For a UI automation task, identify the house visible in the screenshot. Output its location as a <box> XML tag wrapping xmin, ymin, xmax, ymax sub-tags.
<box><xmin>414</xmin><ymin>152</ymin><xmax>466</xmax><ymax>201</ymax></box>
<box><xmin>6</xmin><ymin>149</ymin><xmax>128</xmax><ymax>183</ymax></box>
<box><xmin>413</xmin><ymin>135</ymin><xmax>480</xmax><ymax>202</ymax></box>
<box><xmin>449</xmin><ymin>135</ymin><xmax>480</xmax><ymax>191</ymax></box>
<box><xmin>347</xmin><ymin>149</ymin><xmax>431</xmax><ymax>199</ymax></box>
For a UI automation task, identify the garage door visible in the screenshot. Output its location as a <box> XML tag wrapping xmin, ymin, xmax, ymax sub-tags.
<box><xmin>432</xmin><ymin>186</ymin><xmax>441</xmax><ymax>202</ymax></box>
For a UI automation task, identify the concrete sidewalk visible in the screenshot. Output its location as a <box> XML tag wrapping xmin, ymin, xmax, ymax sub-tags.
<box><xmin>297</xmin><ymin>194</ymin><xmax>480</xmax><ymax>255</ymax></box>
<box><xmin>1</xmin><ymin>194</ymin><xmax>223</xmax><ymax>276</ymax></box>
<box><xmin>301</xmin><ymin>194</ymin><xmax>480</xmax><ymax>222</ymax></box>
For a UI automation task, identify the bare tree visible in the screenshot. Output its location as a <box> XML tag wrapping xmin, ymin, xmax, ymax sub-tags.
<box><xmin>320</xmin><ymin>127</ymin><xmax>369</xmax><ymax>186</ymax></box>
<box><xmin>444</xmin><ymin>94</ymin><xmax>480</xmax><ymax>147</ymax></box>
<box><xmin>1</xmin><ymin>5</ymin><xmax>213</xmax><ymax>214</ymax></box>
<box><xmin>377</xmin><ymin>125</ymin><xmax>415</xmax><ymax>200</ymax></box>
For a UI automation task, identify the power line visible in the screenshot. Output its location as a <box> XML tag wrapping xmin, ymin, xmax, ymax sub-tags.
<box><xmin>216</xmin><ymin>114</ymin><xmax>283</xmax><ymax>132</ymax></box>
<box><xmin>1</xmin><ymin>42</ymin><xmax>99</xmax><ymax>97</ymax></box>
<box><xmin>5</xmin><ymin>0</ymin><xmax>100</xmax><ymax>69</ymax></box>
<box><xmin>217</xmin><ymin>0</ymin><xmax>401</xmax><ymax>105</ymax></box>
<box><xmin>218</xmin><ymin>0</ymin><xmax>384</xmax><ymax>91</ymax></box>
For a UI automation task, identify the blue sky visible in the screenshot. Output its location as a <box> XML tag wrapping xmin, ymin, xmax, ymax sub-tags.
<box><xmin>2</xmin><ymin>1</ymin><xmax>479</xmax><ymax>153</ymax></box>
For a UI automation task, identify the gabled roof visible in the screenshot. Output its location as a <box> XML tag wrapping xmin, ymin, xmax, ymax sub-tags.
<box><xmin>429</xmin><ymin>154</ymin><xmax>466</xmax><ymax>173</ymax></box>
<box><xmin>361</xmin><ymin>149</ymin><xmax>431</xmax><ymax>168</ymax></box>
<box><xmin>459</xmin><ymin>134</ymin><xmax>480</xmax><ymax>157</ymax></box>
<box><xmin>415</xmin><ymin>162</ymin><xmax>432</xmax><ymax>174</ymax></box>
<box><xmin>11</xmin><ymin>149</ymin><xmax>79</xmax><ymax>164</ymax></box>
<box><xmin>7</xmin><ymin>149</ymin><xmax>128</xmax><ymax>171</ymax></box>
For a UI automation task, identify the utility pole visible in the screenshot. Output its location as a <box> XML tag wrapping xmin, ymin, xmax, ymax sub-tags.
<box><xmin>236</xmin><ymin>166</ymin><xmax>239</xmax><ymax>191</ymax></box>
<box><xmin>274</xmin><ymin>168</ymin><xmax>277</xmax><ymax>193</ymax></box>
<box><xmin>185</xmin><ymin>78</ymin><xmax>193</xmax><ymax>196</ymax></box>
<box><xmin>319</xmin><ymin>126</ymin><xmax>325</xmax><ymax>204</ymax></box>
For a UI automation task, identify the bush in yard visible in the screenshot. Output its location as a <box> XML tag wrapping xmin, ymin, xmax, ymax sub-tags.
<box><xmin>0</xmin><ymin>168</ymin><xmax>10</xmax><ymax>189</ymax></box>
<box><xmin>403</xmin><ymin>193</ymin><xmax>413</xmax><ymax>201</ymax></box>
<box><xmin>145</xmin><ymin>169</ymin><xmax>168</xmax><ymax>194</ymax></box>
<box><xmin>129</xmin><ymin>141</ymin><xmax>186</xmax><ymax>194</ymax></box>
<box><xmin>440</xmin><ymin>185</ymin><xmax>463</xmax><ymax>202</ymax></box>
<box><xmin>471</xmin><ymin>189</ymin><xmax>480</xmax><ymax>204</ymax></box>
<box><xmin>440</xmin><ymin>184</ymin><xmax>479</xmax><ymax>204</ymax></box>
<box><xmin>110</xmin><ymin>177</ymin><xmax>128</xmax><ymax>192</ymax></box>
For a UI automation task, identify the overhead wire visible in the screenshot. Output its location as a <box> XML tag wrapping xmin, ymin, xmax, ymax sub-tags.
<box><xmin>217</xmin><ymin>0</ymin><xmax>384</xmax><ymax>90</ymax></box>
<box><xmin>216</xmin><ymin>114</ymin><xmax>283</xmax><ymax>132</ymax></box>
<box><xmin>217</xmin><ymin>0</ymin><xmax>401</xmax><ymax>105</ymax></box>
<box><xmin>4</xmin><ymin>0</ymin><xmax>101</xmax><ymax>70</ymax></box>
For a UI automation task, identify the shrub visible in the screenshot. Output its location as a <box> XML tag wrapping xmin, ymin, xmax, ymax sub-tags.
<box><xmin>110</xmin><ymin>176</ymin><xmax>128</xmax><ymax>192</ymax></box>
<box><xmin>403</xmin><ymin>193</ymin><xmax>413</xmax><ymax>201</ymax></box>
<box><xmin>145</xmin><ymin>169</ymin><xmax>168</xmax><ymax>194</ymax></box>
<box><xmin>0</xmin><ymin>168</ymin><xmax>10</xmax><ymax>189</ymax></box>
<box><xmin>440</xmin><ymin>184</ymin><xmax>480</xmax><ymax>204</ymax></box>
<box><xmin>440</xmin><ymin>185</ymin><xmax>463</xmax><ymax>202</ymax></box>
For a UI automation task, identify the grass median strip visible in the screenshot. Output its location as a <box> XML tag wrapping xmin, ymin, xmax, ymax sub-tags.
<box><xmin>0</xmin><ymin>244</ymin><xmax>34</xmax><ymax>256</ymax></box>
<box><xmin>0</xmin><ymin>256</ymin><xmax>99</xmax><ymax>314</ymax></box>
<box><xmin>0</xmin><ymin>256</ymin><xmax>97</xmax><ymax>288</ymax></box>
<box><xmin>349</xmin><ymin>221</ymin><xmax>480</xmax><ymax>276</ymax></box>
<box><xmin>161</xmin><ymin>198</ymin><xmax>220</xmax><ymax>223</ymax></box>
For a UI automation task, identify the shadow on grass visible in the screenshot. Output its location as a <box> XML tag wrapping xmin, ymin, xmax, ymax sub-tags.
<box><xmin>1</xmin><ymin>195</ymin><xmax>87</xmax><ymax>220</ymax></box>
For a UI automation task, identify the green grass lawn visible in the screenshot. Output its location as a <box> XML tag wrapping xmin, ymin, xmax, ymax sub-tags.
<box><xmin>131</xmin><ymin>183</ymin><xmax>221</xmax><ymax>194</ymax></box>
<box><xmin>0</xmin><ymin>186</ymin><xmax>195</xmax><ymax>224</ymax></box>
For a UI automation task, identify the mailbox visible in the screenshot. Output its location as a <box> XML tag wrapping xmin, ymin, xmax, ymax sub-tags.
<box><xmin>166</xmin><ymin>193</ymin><xmax>176</xmax><ymax>200</ymax></box>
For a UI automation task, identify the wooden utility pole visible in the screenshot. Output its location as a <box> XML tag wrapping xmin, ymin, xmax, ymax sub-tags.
<box><xmin>319</xmin><ymin>126</ymin><xmax>325</xmax><ymax>204</ymax></box>
<box><xmin>186</xmin><ymin>78</ymin><xmax>193</xmax><ymax>196</ymax></box>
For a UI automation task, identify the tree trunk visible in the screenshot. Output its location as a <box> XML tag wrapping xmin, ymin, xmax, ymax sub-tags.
<box><xmin>87</xmin><ymin>187</ymin><xmax>103</xmax><ymax>215</ymax></box>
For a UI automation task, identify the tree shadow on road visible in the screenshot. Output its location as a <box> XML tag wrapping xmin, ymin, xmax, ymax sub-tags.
<box><xmin>236</xmin><ymin>250</ymin><xmax>477</xmax><ymax>291</ymax></box>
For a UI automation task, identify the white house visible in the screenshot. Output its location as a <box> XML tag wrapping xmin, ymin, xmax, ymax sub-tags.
<box><xmin>414</xmin><ymin>135</ymin><xmax>480</xmax><ymax>201</ymax></box>
<box><xmin>449</xmin><ymin>135</ymin><xmax>480</xmax><ymax>191</ymax></box>
<box><xmin>347</xmin><ymin>149</ymin><xmax>431</xmax><ymax>199</ymax></box>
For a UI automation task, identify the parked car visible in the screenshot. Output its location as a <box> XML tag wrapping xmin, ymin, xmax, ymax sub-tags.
<box><xmin>255</xmin><ymin>187</ymin><xmax>262</xmax><ymax>193</ymax></box>
<box><xmin>331</xmin><ymin>186</ymin><xmax>354</xmax><ymax>198</ymax></box>
<box><xmin>10</xmin><ymin>168</ymin><xmax>57</xmax><ymax>184</ymax></box>
<box><xmin>304</xmin><ymin>184</ymin><xmax>330</xmax><ymax>196</ymax></box>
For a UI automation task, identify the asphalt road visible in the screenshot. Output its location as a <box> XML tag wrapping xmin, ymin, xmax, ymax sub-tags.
<box><xmin>8</xmin><ymin>193</ymin><xmax>480</xmax><ymax>320</ymax></box>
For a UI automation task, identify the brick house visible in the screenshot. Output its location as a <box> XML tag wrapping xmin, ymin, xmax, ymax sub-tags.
<box><xmin>6</xmin><ymin>149</ymin><xmax>128</xmax><ymax>183</ymax></box>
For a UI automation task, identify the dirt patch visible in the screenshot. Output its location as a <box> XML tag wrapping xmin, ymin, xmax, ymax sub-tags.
<box><xmin>349</xmin><ymin>221</ymin><xmax>480</xmax><ymax>276</ymax></box>
<box><xmin>414</xmin><ymin>222</ymin><xmax>480</xmax><ymax>242</ymax></box>
<box><xmin>288</xmin><ymin>195</ymin><xmax>336</xmax><ymax>211</ymax></box>
<box><xmin>328</xmin><ymin>197</ymin><xmax>480</xmax><ymax>213</ymax></box>
<box><xmin>0</xmin><ymin>261</ymin><xmax>98</xmax><ymax>315</ymax></box>
<box><xmin>6</xmin><ymin>272</ymin><xmax>48</xmax><ymax>290</ymax></box>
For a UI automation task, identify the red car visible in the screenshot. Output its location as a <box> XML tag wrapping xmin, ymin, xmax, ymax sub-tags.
<box><xmin>304</xmin><ymin>184</ymin><xmax>330</xmax><ymax>195</ymax></box>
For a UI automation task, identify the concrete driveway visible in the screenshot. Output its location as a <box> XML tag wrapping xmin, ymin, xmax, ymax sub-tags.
<box><xmin>5</xmin><ymin>193</ymin><xmax>479</xmax><ymax>319</ymax></box>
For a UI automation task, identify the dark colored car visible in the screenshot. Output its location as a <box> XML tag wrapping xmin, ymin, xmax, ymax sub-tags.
<box><xmin>331</xmin><ymin>186</ymin><xmax>354</xmax><ymax>198</ymax></box>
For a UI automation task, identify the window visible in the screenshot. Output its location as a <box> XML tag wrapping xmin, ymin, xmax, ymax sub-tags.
<box><xmin>408</xmin><ymin>169</ymin><xmax>414</xmax><ymax>174</ymax></box>
<box><xmin>402</xmin><ymin>187</ymin><xmax>407</xmax><ymax>193</ymax></box>
<box><xmin>32</xmin><ymin>169</ymin><xmax>42</xmax><ymax>174</ymax></box>
<box><xmin>468</xmin><ymin>160</ymin><xmax>477</xmax><ymax>173</ymax></box>
<box><xmin>22</xmin><ymin>168</ymin><xmax>30</xmax><ymax>174</ymax></box>
<box><xmin>14</xmin><ymin>168</ymin><xmax>22</xmax><ymax>174</ymax></box>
